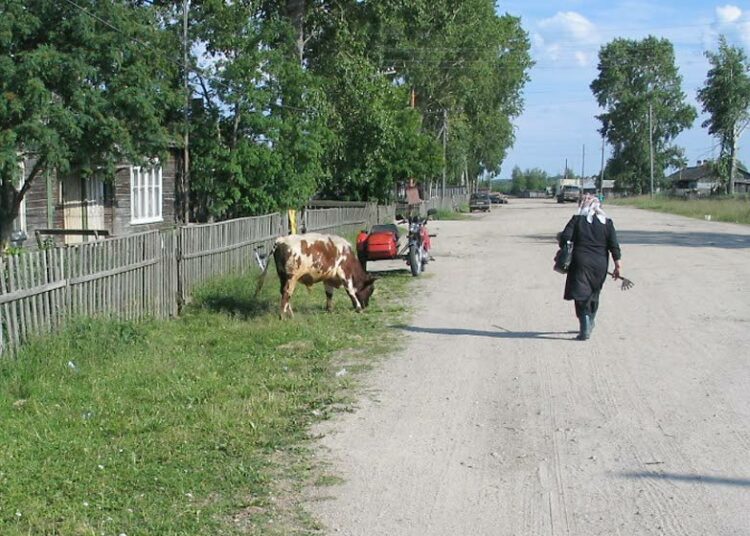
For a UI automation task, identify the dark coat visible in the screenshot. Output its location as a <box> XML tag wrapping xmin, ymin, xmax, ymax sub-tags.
<box><xmin>559</xmin><ymin>215</ymin><xmax>621</xmax><ymax>301</ymax></box>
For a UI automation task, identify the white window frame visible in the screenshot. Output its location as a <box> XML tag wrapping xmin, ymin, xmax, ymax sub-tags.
<box><xmin>13</xmin><ymin>160</ymin><xmax>27</xmax><ymax>233</ymax></box>
<box><xmin>15</xmin><ymin>195</ymin><xmax>27</xmax><ymax>233</ymax></box>
<box><xmin>130</xmin><ymin>164</ymin><xmax>163</xmax><ymax>224</ymax></box>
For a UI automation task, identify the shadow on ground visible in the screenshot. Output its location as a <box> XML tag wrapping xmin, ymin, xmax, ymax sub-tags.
<box><xmin>392</xmin><ymin>324</ymin><xmax>577</xmax><ymax>341</ymax></box>
<box><xmin>620</xmin><ymin>471</ymin><xmax>750</xmax><ymax>488</ymax></box>
<box><xmin>523</xmin><ymin>230</ymin><xmax>750</xmax><ymax>249</ymax></box>
<box><xmin>368</xmin><ymin>268</ymin><xmax>412</xmax><ymax>278</ymax></box>
<box><xmin>192</xmin><ymin>294</ymin><xmax>275</xmax><ymax>319</ymax></box>
<box><xmin>616</xmin><ymin>230</ymin><xmax>750</xmax><ymax>249</ymax></box>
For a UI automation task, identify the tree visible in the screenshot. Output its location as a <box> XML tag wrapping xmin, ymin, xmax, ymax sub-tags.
<box><xmin>186</xmin><ymin>1</ymin><xmax>332</xmax><ymax>219</ymax></box>
<box><xmin>591</xmin><ymin>37</ymin><xmax>696</xmax><ymax>194</ymax></box>
<box><xmin>0</xmin><ymin>1</ymin><xmax>180</xmax><ymax>248</ymax></box>
<box><xmin>191</xmin><ymin>0</ymin><xmax>530</xmax><ymax>208</ymax></box>
<box><xmin>697</xmin><ymin>35</ymin><xmax>750</xmax><ymax>195</ymax></box>
<box><xmin>302</xmin><ymin>0</ymin><xmax>531</xmax><ymax>197</ymax></box>
<box><xmin>510</xmin><ymin>166</ymin><xmax>548</xmax><ymax>194</ymax></box>
<box><xmin>510</xmin><ymin>166</ymin><xmax>527</xmax><ymax>194</ymax></box>
<box><xmin>373</xmin><ymin>1</ymin><xmax>531</xmax><ymax>188</ymax></box>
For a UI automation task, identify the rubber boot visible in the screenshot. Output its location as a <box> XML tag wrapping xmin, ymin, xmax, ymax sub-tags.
<box><xmin>577</xmin><ymin>315</ymin><xmax>592</xmax><ymax>341</ymax></box>
<box><xmin>590</xmin><ymin>302</ymin><xmax>598</xmax><ymax>334</ymax></box>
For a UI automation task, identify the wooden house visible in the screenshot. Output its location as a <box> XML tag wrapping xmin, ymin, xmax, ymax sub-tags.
<box><xmin>600</xmin><ymin>179</ymin><xmax>616</xmax><ymax>197</ymax></box>
<box><xmin>11</xmin><ymin>151</ymin><xmax>181</xmax><ymax>246</ymax></box>
<box><xmin>668</xmin><ymin>161</ymin><xmax>750</xmax><ymax>196</ymax></box>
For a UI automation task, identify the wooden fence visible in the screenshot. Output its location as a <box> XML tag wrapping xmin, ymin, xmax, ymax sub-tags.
<box><xmin>0</xmin><ymin>231</ymin><xmax>176</xmax><ymax>357</ymax></box>
<box><xmin>397</xmin><ymin>194</ymin><xmax>470</xmax><ymax>217</ymax></box>
<box><xmin>302</xmin><ymin>205</ymin><xmax>375</xmax><ymax>235</ymax></box>
<box><xmin>0</xmin><ymin>199</ymin><xmax>450</xmax><ymax>357</ymax></box>
<box><xmin>178</xmin><ymin>213</ymin><xmax>287</xmax><ymax>305</ymax></box>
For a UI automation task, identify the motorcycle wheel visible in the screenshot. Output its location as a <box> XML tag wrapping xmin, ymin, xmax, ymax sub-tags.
<box><xmin>408</xmin><ymin>244</ymin><xmax>422</xmax><ymax>276</ymax></box>
<box><xmin>358</xmin><ymin>252</ymin><xmax>367</xmax><ymax>272</ymax></box>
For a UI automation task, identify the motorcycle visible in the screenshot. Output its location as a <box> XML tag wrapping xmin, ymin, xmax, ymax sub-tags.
<box><xmin>404</xmin><ymin>211</ymin><xmax>435</xmax><ymax>276</ymax></box>
<box><xmin>356</xmin><ymin>208</ymin><xmax>437</xmax><ymax>277</ymax></box>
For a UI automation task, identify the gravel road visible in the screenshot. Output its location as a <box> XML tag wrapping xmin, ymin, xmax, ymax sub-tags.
<box><xmin>307</xmin><ymin>198</ymin><xmax>750</xmax><ymax>536</ymax></box>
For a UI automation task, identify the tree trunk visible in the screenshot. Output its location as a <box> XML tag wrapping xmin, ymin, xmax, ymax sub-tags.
<box><xmin>287</xmin><ymin>0</ymin><xmax>305</xmax><ymax>66</ymax></box>
<box><xmin>730</xmin><ymin>126</ymin><xmax>738</xmax><ymax>196</ymax></box>
<box><xmin>0</xmin><ymin>181</ymin><xmax>20</xmax><ymax>251</ymax></box>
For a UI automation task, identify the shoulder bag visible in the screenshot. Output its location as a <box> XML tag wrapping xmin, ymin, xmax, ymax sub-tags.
<box><xmin>553</xmin><ymin>240</ymin><xmax>573</xmax><ymax>274</ymax></box>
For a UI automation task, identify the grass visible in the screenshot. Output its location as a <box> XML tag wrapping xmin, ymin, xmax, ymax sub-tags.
<box><xmin>609</xmin><ymin>195</ymin><xmax>750</xmax><ymax>224</ymax></box>
<box><xmin>433</xmin><ymin>205</ymin><xmax>470</xmax><ymax>220</ymax></box>
<box><xmin>0</xmin><ymin>265</ymin><xmax>411</xmax><ymax>535</ymax></box>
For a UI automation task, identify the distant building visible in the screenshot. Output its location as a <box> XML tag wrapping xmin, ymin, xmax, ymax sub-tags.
<box><xmin>601</xmin><ymin>180</ymin><xmax>616</xmax><ymax>196</ymax></box>
<box><xmin>668</xmin><ymin>160</ymin><xmax>750</xmax><ymax>196</ymax></box>
<box><xmin>581</xmin><ymin>178</ymin><xmax>597</xmax><ymax>194</ymax></box>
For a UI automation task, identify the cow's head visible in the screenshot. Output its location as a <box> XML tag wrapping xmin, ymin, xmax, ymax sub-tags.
<box><xmin>355</xmin><ymin>275</ymin><xmax>376</xmax><ymax>308</ymax></box>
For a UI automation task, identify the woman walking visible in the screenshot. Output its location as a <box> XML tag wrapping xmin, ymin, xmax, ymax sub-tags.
<box><xmin>559</xmin><ymin>194</ymin><xmax>622</xmax><ymax>340</ymax></box>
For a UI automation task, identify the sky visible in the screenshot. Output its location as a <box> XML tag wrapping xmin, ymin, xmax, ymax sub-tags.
<box><xmin>497</xmin><ymin>0</ymin><xmax>750</xmax><ymax>178</ymax></box>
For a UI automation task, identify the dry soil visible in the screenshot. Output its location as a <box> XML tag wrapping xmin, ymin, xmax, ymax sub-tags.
<box><xmin>308</xmin><ymin>198</ymin><xmax>750</xmax><ymax>536</ymax></box>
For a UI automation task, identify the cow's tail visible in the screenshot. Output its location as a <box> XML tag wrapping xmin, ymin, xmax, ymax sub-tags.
<box><xmin>254</xmin><ymin>241</ymin><xmax>278</xmax><ymax>299</ymax></box>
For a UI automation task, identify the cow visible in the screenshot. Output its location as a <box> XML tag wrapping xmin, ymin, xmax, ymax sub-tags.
<box><xmin>255</xmin><ymin>233</ymin><xmax>376</xmax><ymax>318</ymax></box>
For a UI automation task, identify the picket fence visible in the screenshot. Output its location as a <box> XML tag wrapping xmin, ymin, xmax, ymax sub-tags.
<box><xmin>0</xmin><ymin>203</ymin><xmax>412</xmax><ymax>357</ymax></box>
<box><xmin>0</xmin><ymin>231</ymin><xmax>177</xmax><ymax>357</ymax></box>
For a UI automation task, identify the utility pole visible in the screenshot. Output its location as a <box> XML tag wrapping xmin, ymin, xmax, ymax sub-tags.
<box><xmin>730</xmin><ymin>124</ymin><xmax>738</xmax><ymax>195</ymax></box>
<box><xmin>581</xmin><ymin>144</ymin><xmax>585</xmax><ymax>185</ymax></box>
<box><xmin>182</xmin><ymin>0</ymin><xmax>191</xmax><ymax>223</ymax></box>
<box><xmin>599</xmin><ymin>135</ymin><xmax>605</xmax><ymax>190</ymax></box>
<box><xmin>649</xmin><ymin>103</ymin><xmax>654</xmax><ymax>197</ymax></box>
<box><xmin>442</xmin><ymin>108</ymin><xmax>448</xmax><ymax>197</ymax></box>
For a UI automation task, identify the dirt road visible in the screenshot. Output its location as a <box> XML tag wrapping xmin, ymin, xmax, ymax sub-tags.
<box><xmin>307</xmin><ymin>199</ymin><xmax>750</xmax><ymax>536</ymax></box>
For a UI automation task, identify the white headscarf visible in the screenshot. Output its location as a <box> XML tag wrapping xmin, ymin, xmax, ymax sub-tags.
<box><xmin>577</xmin><ymin>194</ymin><xmax>607</xmax><ymax>224</ymax></box>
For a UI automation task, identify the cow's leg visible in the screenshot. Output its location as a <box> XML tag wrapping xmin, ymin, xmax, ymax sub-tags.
<box><xmin>324</xmin><ymin>283</ymin><xmax>335</xmax><ymax>312</ymax></box>
<box><xmin>344</xmin><ymin>278</ymin><xmax>362</xmax><ymax>312</ymax></box>
<box><xmin>280</xmin><ymin>276</ymin><xmax>298</xmax><ymax>319</ymax></box>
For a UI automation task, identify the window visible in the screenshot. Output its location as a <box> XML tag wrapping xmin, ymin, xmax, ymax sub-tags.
<box><xmin>130</xmin><ymin>165</ymin><xmax>163</xmax><ymax>224</ymax></box>
<box><xmin>13</xmin><ymin>160</ymin><xmax>26</xmax><ymax>233</ymax></box>
<box><xmin>14</xmin><ymin>196</ymin><xmax>26</xmax><ymax>233</ymax></box>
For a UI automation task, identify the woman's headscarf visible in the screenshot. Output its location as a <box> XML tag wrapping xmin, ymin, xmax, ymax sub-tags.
<box><xmin>577</xmin><ymin>193</ymin><xmax>607</xmax><ymax>224</ymax></box>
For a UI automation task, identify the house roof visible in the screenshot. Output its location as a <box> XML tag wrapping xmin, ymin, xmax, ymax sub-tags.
<box><xmin>667</xmin><ymin>164</ymin><xmax>716</xmax><ymax>183</ymax></box>
<box><xmin>668</xmin><ymin>163</ymin><xmax>750</xmax><ymax>183</ymax></box>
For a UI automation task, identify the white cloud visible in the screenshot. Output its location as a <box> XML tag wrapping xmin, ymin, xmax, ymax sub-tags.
<box><xmin>538</xmin><ymin>11</ymin><xmax>600</xmax><ymax>45</ymax></box>
<box><xmin>534</xmin><ymin>11</ymin><xmax>600</xmax><ymax>67</ymax></box>
<box><xmin>705</xmin><ymin>5</ymin><xmax>750</xmax><ymax>50</ymax></box>
<box><xmin>716</xmin><ymin>5</ymin><xmax>742</xmax><ymax>24</ymax></box>
<box><xmin>574</xmin><ymin>51</ymin><xmax>592</xmax><ymax>67</ymax></box>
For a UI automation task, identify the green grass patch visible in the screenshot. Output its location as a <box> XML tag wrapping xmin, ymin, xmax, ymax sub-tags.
<box><xmin>0</xmin><ymin>266</ymin><xmax>411</xmax><ymax>535</ymax></box>
<box><xmin>609</xmin><ymin>195</ymin><xmax>750</xmax><ymax>224</ymax></box>
<box><xmin>433</xmin><ymin>206</ymin><xmax>470</xmax><ymax>220</ymax></box>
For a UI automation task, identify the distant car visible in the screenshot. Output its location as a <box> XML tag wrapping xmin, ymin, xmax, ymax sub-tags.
<box><xmin>469</xmin><ymin>193</ymin><xmax>492</xmax><ymax>212</ymax></box>
<box><xmin>489</xmin><ymin>192</ymin><xmax>508</xmax><ymax>204</ymax></box>
<box><xmin>557</xmin><ymin>185</ymin><xmax>581</xmax><ymax>203</ymax></box>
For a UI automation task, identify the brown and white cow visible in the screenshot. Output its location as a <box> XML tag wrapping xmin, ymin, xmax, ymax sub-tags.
<box><xmin>255</xmin><ymin>233</ymin><xmax>376</xmax><ymax>318</ymax></box>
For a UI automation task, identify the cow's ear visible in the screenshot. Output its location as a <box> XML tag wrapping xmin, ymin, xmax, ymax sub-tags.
<box><xmin>367</xmin><ymin>275</ymin><xmax>378</xmax><ymax>285</ymax></box>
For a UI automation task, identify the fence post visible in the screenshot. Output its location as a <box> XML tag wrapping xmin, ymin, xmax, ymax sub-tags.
<box><xmin>176</xmin><ymin>227</ymin><xmax>185</xmax><ymax>314</ymax></box>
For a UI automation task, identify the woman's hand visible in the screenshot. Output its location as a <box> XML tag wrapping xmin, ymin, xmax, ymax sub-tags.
<box><xmin>612</xmin><ymin>260</ymin><xmax>622</xmax><ymax>280</ymax></box>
